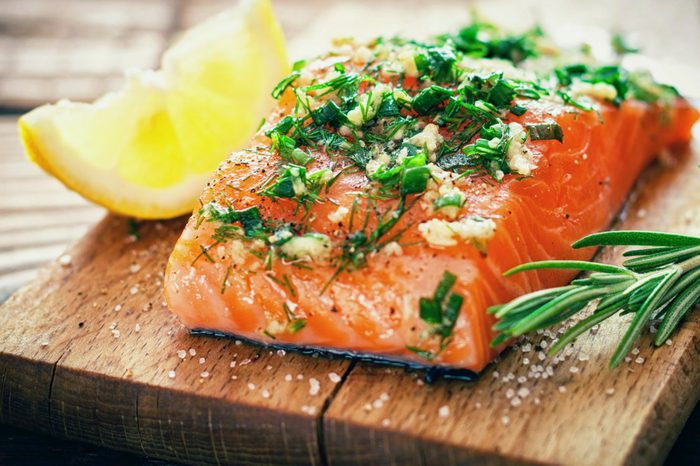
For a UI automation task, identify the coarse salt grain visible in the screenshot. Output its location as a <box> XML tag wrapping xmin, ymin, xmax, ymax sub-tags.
<box><xmin>372</xmin><ymin>399</ymin><xmax>384</xmax><ymax>409</ymax></box>
<box><xmin>382</xmin><ymin>418</ymin><xmax>390</xmax><ymax>427</ymax></box>
<box><xmin>168</xmin><ymin>370</ymin><xmax>176</xmax><ymax>379</ymax></box>
<box><xmin>665</xmin><ymin>339</ymin><xmax>673</xmax><ymax>346</ymax></box>
<box><xmin>248</xmin><ymin>383</ymin><xmax>256</xmax><ymax>390</ymax></box>
<box><xmin>606</xmin><ymin>388</ymin><xmax>615</xmax><ymax>396</ymax></box>
<box><xmin>502</xmin><ymin>415</ymin><xmax>510</xmax><ymax>426</ymax></box>
<box><xmin>134</xmin><ymin>323</ymin><xmax>141</xmax><ymax>333</ymax></box>
<box><xmin>199</xmin><ymin>357</ymin><xmax>205</xmax><ymax>364</ymax></box>
<box><xmin>189</xmin><ymin>348</ymin><xmax>196</xmax><ymax>356</ymax></box>
<box><xmin>558</xmin><ymin>386</ymin><xmax>567</xmax><ymax>393</ymax></box>
<box><xmin>438</xmin><ymin>405</ymin><xmax>450</xmax><ymax>418</ymax></box>
<box><xmin>200</xmin><ymin>371</ymin><xmax>209</xmax><ymax>378</ymax></box>
<box><xmin>301</xmin><ymin>405</ymin><xmax>317</xmax><ymax>415</ymax></box>
<box><xmin>569</xmin><ymin>366</ymin><xmax>579</xmax><ymax>373</ymax></box>
<box><xmin>114</xmin><ymin>304</ymin><xmax>122</xmax><ymax>312</ymax></box>
<box><xmin>230</xmin><ymin>361</ymin><xmax>237</xmax><ymax>368</ymax></box>
<box><xmin>59</xmin><ymin>254</ymin><xmax>72</xmax><ymax>266</ymax></box>
<box><xmin>631</xmin><ymin>347</ymin><xmax>640</xmax><ymax>355</ymax></box>
<box><xmin>505</xmin><ymin>389</ymin><xmax>515</xmax><ymax>399</ymax></box>
<box><xmin>309</xmin><ymin>378</ymin><xmax>320</xmax><ymax>396</ymax></box>
<box><xmin>129</xmin><ymin>263</ymin><xmax>141</xmax><ymax>274</ymax></box>
<box><xmin>511</xmin><ymin>397</ymin><xmax>522</xmax><ymax>407</ymax></box>
<box><xmin>328</xmin><ymin>372</ymin><xmax>341</xmax><ymax>383</ymax></box>
<box><xmin>517</xmin><ymin>387</ymin><xmax>530</xmax><ymax>398</ymax></box>
<box><xmin>129</xmin><ymin>286</ymin><xmax>139</xmax><ymax>295</ymax></box>
<box><xmin>261</xmin><ymin>389</ymin><xmax>271</xmax><ymax>399</ymax></box>
<box><xmin>285</xmin><ymin>374</ymin><xmax>292</xmax><ymax>381</ymax></box>
<box><xmin>635</xmin><ymin>357</ymin><xmax>645</xmax><ymax>364</ymax></box>
<box><xmin>177</xmin><ymin>350</ymin><xmax>186</xmax><ymax>359</ymax></box>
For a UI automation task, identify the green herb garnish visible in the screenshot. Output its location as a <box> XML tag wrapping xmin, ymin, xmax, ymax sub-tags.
<box><xmin>409</xmin><ymin>270</ymin><xmax>465</xmax><ymax>359</ymax></box>
<box><xmin>490</xmin><ymin>231</ymin><xmax>700</xmax><ymax>367</ymax></box>
<box><xmin>261</xmin><ymin>165</ymin><xmax>331</xmax><ymax>215</ymax></box>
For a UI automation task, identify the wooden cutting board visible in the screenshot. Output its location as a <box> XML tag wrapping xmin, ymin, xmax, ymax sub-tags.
<box><xmin>1</xmin><ymin>138</ymin><xmax>698</xmax><ymax>466</ymax></box>
<box><xmin>2</xmin><ymin>2</ymin><xmax>700</xmax><ymax>465</ymax></box>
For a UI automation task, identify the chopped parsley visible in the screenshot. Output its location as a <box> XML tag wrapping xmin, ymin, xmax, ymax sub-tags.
<box><xmin>408</xmin><ymin>270</ymin><xmax>465</xmax><ymax>359</ymax></box>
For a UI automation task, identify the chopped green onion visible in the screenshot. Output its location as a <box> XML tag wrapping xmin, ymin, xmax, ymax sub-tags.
<box><xmin>271</xmin><ymin>71</ymin><xmax>300</xmax><ymax>99</ymax></box>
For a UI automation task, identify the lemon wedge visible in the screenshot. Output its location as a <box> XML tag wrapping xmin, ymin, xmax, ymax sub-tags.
<box><xmin>19</xmin><ymin>0</ymin><xmax>288</xmax><ymax>219</ymax></box>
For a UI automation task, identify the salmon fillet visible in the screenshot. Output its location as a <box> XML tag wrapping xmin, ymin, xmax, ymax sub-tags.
<box><xmin>164</xmin><ymin>28</ymin><xmax>698</xmax><ymax>372</ymax></box>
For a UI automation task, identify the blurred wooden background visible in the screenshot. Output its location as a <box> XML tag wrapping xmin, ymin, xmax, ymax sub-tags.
<box><xmin>0</xmin><ymin>0</ymin><xmax>698</xmax><ymax>463</ymax></box>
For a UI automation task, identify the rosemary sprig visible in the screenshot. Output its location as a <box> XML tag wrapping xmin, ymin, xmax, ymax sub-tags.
<box><xmin>489</xmin><ymin>231</ymin><xmax>700</xmax><ymax>367</ymax></box>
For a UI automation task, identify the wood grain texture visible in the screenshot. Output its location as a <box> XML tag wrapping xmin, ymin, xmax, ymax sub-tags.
<box><xmin>1</xmin><ymin>0</ymin><xmax>700</xmax><ymax>464</ymax></box>
<box><xmin>0</xmin><ymin>117</ymin><xmax>103</xmax><ymax>302</ymax></box>
<box><xmin>0</xmin><ymin>215</ymin><xmax>352</xmax><ymax>465</ymax></box>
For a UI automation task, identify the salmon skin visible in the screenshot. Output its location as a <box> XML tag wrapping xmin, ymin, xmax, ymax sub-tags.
<box><xmin>191</xmin><ymin>329</ymin><xmax>478</xmax><ymax>381</ymax></box>
<box><xmin>165</xmin><ymin>24</ymin><xmax>698</xmax><ymax>373</ymax></box>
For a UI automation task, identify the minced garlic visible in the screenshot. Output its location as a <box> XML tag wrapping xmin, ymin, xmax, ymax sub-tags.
<box><xmin>265</xmin><ymin>319</ymin><xmax>287</xmax><ymax>336</ymax></box>
<box><xmin>398</xmin><ymin>49</ymin><xmax>419</xmax><ymax>77</ymax></box>
<box><xmin>229</xmin><ymin>240</ymin><xmax>247</xmax><ymax>265</ymax></box>
<box><xmin>347</xmin><ymin>83</ymin><xmax>391</xmax><ymax>127</ymax></box>
<box><xmin>365</xmin><ymin>150</ymin><xmax>392</xmax><ymax>176</ymax></box>
<box><xmin>268</xmin><ymin>229</ymin><xmax>293</xmax><ymax>244</ymax></box>
<box><xmin>418</xmin><ymin>216</ymin><xmax>496</xmax><ymax>250</ymax></box>
<box><xmin>280</xmin><ymin>234</ymin><xmax>331</xmax><ymax>262</ymax></box>
<box><xmin>505</xmin><ymin>122</ymin><xmax>535</xmax><ymax>176</ymax></box>
<box><xmin>328</xmin><ymin>205</ymin><xmax>349</xmax><ymax>224</ymax></box>
<box><xmin>570</xmin><ymin>81</ymin><xmax>618</xmax><ymax>101</ymax></box>
<box><xmin>382</xmin><ymin>241</ymin><xmax>403</xmax><ymax>256</ymax></box>
<box><xmin>407</xmin><ymin>123</ymin><xmax>444</xmax><ymax>161</ymax></box>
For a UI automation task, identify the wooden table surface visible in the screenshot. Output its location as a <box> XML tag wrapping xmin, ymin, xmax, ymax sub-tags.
<box><xmin>1</xmin><ymin>0</ymin><xmax>699</xmax><ymax>464</ymax></box>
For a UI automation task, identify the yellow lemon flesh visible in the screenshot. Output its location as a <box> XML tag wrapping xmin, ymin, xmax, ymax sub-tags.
<box><xmin>19</xmin><ymin>0</ymin><xmax>289</xmax><ymax>219</ymax></box>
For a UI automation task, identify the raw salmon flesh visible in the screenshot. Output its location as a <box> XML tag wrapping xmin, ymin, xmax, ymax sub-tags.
<box><xmin>165</xmin><ymin>25</ymin><xmax>698</xmax><ymax>372</ymax></box>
